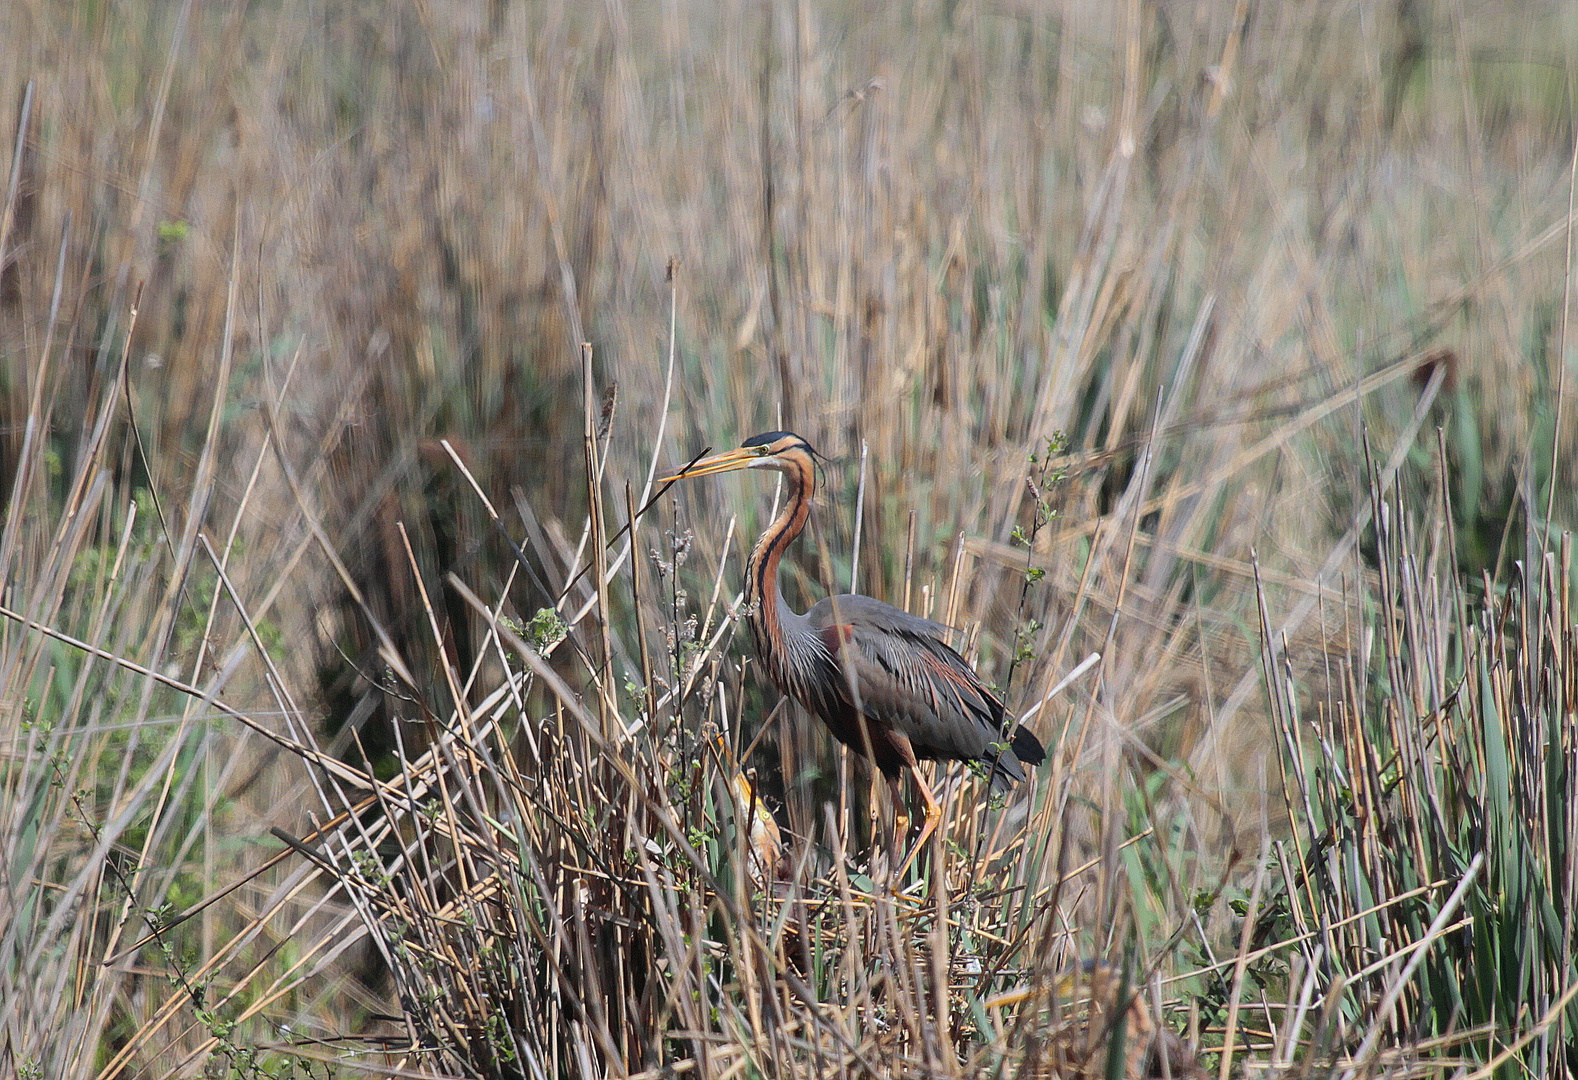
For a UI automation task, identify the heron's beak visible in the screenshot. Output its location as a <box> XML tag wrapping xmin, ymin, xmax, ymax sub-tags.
<box><xmin>660</xmin><ymin>447</ymin><xmax>761</xmax><ymax>482</ymax></box>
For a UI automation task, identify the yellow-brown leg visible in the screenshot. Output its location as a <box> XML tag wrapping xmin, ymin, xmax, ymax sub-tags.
<box><xmin>892</xmin><ymin>763</ymin><xmax>943</xmax><ymax>879</ymax></box>
<box><xmin>885</xmin><ymin>773</ymin><xmax>908</xmax><ymax>869</ymax></box>
<box><xmin>883</xmin><ymin>724</ymin><xmax>945</xmax><ymax>881</ymax></box>
<box><xmin>872</xmin><ymin>766</ymin><xmax>887</xmax><ymax>854</ymax></box>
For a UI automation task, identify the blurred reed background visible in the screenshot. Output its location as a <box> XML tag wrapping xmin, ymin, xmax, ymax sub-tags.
<box><xmin>1</xmin><ymin>1</ymin><xmax>1575</xmax><ymax>1076</ymax></box>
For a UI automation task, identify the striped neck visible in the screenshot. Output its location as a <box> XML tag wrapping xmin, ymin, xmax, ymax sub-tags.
<box><xmin>744</xmin><ymin>469</ymin><xmax>811</xmax><ymax>680</ymax></box>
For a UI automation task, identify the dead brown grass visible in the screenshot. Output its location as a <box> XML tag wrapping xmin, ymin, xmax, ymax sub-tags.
<box><xmin>1</xmin><ymin>0</ymin><xmax>1576</xmax><ymax>1075</ymax></box>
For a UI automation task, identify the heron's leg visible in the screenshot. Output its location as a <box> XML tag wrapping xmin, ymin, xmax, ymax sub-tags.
<box><xmin>873</xmin><ymin>766</ymin><xmax>890</xmax><ymax>845</ymax></box>
<box><xmin>885</xmin><ymin>772</ymin><xmax>908</xmax><ymax>866</ymax></box>
<box><xmin>880</xmin><ymin>723</ymin><xmax>944</xmax><ymax>881</ymax></box>
<box><xmin>892</xmin><ymin>763</ymin><xmax>943</xmax><ymax>879</ymax></box>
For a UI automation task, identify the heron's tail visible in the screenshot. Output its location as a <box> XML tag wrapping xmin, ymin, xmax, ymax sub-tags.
<box><xmin>1010</xmin><ymin>724</ymin><xmax>1046</xmax><ymax>767</ymax></box>
<box><xmin>986</xmin><ymin>724</ymin><xmax>1046</xmax><ymax>790</ymax></box>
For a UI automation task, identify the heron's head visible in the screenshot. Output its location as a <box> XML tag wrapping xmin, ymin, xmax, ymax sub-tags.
<box><xmin>661</xmin><ymin>430</ymin><xmax>821</xmax><ymax>483</ymax></box>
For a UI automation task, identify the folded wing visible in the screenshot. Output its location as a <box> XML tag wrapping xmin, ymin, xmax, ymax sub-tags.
<box><xmin>807</xmin><ymin>594</ymin><xmax>1038</xmax><ymax>786</ymax></box>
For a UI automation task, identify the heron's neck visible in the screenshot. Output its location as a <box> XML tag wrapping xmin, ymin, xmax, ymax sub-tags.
<box><xmin>744</xmin><ymin>472</ymin><xmax>811</xmax><ymax>673</ymax></box>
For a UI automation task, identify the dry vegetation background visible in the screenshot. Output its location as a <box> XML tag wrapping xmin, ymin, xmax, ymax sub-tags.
<box><xmin>2</xmin><ymin>0</ymin><xmax>1577</xmax><ymax>1077</ymax></box>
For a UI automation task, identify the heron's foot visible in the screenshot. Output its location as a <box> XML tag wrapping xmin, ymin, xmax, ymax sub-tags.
<box><xmin>856</xmin><ymin>853</ymin><xmax>920</xmax><ymax>903</ymax></box>
<box><xmin>891</xmin><ymin>804</ymin><xmax>944</xmax><ymax>882</ymax></box>
<box><xmin>878</xmin><ymin>863</ymin><xmax>918</xmax><ymax>899</ymax></box>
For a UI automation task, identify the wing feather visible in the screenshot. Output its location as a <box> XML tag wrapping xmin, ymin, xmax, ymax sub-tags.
<box><xmin>807</xmin><ymin>594</ymin><xmax>1025</xmax><ymax>781</ymax></box>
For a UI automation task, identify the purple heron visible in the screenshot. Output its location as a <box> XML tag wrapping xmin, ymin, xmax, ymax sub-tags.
<box><xmin>662</xmin><ymin>431</ymin><xmax>1045</xmax><ymax>872</ymax></box>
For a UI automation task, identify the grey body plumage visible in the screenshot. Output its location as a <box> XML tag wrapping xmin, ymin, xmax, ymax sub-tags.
<box><xmin>770</xmin><ymin>593</ymin><xmax>1035</xmax><ymax>788</ymax></box>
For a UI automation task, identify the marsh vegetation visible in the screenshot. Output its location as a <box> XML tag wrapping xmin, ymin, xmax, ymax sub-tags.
<box><xmin>1</xmin><ymin>2</ymin><xmax>1576</xmax><ymax>1076</ymax></box>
